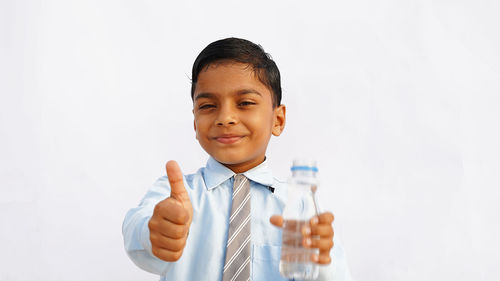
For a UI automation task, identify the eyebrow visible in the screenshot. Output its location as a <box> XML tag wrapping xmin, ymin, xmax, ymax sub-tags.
<box><xmin>194</xmin><ymin>88</ymin><xmax>263</xmax><ymax>101</ymax></box>
<box><xmin>236</xmin><ymin>88</ymin><xmax>262</xmax><ymax>97</ymax></box>
<box><xmin>194</xmin><ymin>92</ymin><xmax>216</xmax><ymax>101</ymax></box>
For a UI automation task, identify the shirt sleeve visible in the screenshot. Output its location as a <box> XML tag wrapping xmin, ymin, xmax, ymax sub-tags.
<box><xmin>122</xmin><ymin>176</ymin><xmax>174</xmax><ymax>275</ymax></box>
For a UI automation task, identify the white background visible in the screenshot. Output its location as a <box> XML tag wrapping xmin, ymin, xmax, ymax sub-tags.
<box><xmin>1</xmin><ymin>0</ymin><xmax>499</xmax><ymax>280</ymax></box>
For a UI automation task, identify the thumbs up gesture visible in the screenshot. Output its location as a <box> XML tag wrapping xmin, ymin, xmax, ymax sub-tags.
<box><xmin>148</xmin><ymin>160</ymin><xmax>193</xmax><ymax>261</ymax></box>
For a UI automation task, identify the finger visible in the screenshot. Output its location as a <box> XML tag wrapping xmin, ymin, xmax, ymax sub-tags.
<box><xmin>150</xmin><ymin>232</ymin><xmax>187</xmax><ymax>252</ymax></box>
<box><xmin>151</xmin><ymin>246</ymin><xmax>184</xmax><ymax>262</ymax></box>
<box><xmin>279</xmin><ymin>219</ymin><xmax>306</xmax><ymax>231</ymax></box>
<box><xmin>302</xmin><ymin>236</ymin><xmax>312</xmax><ymax>247</ymax></box>
<box><xmin>283</xmin><ymin>232</ymin><xmax>311</xmax><ymax>247</ymax></box>
<box><xmin>310</xmin><ymin>224</ymin><xmax>334</xmax><ymax>237</ymax></box>
<box><xmin>309</xmin><ymin>237</ymin><xmax>334</xmax><ymax>250</ymax></box>
<box><xmin>319</xmin><ymin>247</ymin><xmax>333</xmax><ymax>263</ymax></box>
<box><xmin>166</xmin><ymin>161</ymin><xmax>189</xmax><ymax>203</ymax></box>
<box><xmin>312</xmin><ymin>253</ymin><xmax>332</xmax><ymax>265</ymax></box>
<box><xmin>318</xmin><ymin>212</ymin><xmax>334</xmax><ymax>224</ymax></box>
<box><xmin>309</xmin><ymin>216</ymin><xmax>319</xmax><ymax>226</ymax></box>
<box><xmin>154</xmin><ymin>198</ymin><xmax>190</xmax><ymax>224</ymax></box>
<box><xmin>301</xmin><ymin>224</ymin><xmax>311</xmax><ymax>236</ymax></box>
<box><xmin>149</xmin><ymin>216</ymin><xmax>189</xmax><ymax>239</ymax></box>
<box><xmin>269</xmin><ymin>215</ymin><xmax>283</xmax><ymax>227</ymax></box>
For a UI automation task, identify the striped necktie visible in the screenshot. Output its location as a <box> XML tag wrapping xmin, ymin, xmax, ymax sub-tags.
<box><xmin>222</xmin><ymin>174</ymin><xmax>251</xmax><ymax>281</ymax></box>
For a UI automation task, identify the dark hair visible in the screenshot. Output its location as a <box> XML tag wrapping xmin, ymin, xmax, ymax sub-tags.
<box><xmin>191</xmin><ymin>37</ymin><xmax>282</xmax><ymax>107</ymax></box>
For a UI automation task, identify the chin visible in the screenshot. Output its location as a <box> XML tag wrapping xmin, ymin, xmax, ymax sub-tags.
<box><xmin>209</xmin><ymin>150</ymin><xmax>251</xmax><ymax>165</ymax></box>
<box><xmin>213</xmin><ymin>155</ymin><xmax>246</xmax><ymax>165</ymax></box>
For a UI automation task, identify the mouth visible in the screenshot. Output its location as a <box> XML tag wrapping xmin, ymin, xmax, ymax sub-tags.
<box><xmin>214</xmin><ymin>135</ymin><xmax>244</xmax><ymax>144</ymax></box>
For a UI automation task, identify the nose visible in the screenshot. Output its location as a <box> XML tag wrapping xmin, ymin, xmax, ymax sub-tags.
<box><xmin>215</xmin><ymin>104</ymin><xmax>237</xmax><ymax>126</ymax></box>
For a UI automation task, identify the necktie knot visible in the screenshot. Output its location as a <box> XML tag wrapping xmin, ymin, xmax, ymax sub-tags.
<box><xmin>234</xmin><ymin>173</ymin><xmax>246</xmax><ymax>183</ymax></box>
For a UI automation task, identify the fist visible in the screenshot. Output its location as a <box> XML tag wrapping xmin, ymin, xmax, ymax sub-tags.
<box><xmin>270</xmin><ymin>212</ymin><xmax>335</xmax><ymax>264</ymax></box>
<box><xmin>148</xmin><ymin>160</ymin><xmax>193</xmax><ymax>261</ymax></box>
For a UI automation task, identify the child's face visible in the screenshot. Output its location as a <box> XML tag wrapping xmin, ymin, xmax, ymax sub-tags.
<box><xmin>192</xmin><ymin>61</ymin><xmax>286</xmax><ymax>173</ymax></box>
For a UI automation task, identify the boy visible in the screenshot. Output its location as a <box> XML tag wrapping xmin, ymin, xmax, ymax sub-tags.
<box><xmin>122</xmin><ymin>37</ymin><xmax>352</xmax><ymax>280</ymax></box>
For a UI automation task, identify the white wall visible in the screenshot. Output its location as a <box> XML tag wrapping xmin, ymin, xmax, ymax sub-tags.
<box><xmin>1</xmin><ymin>0</ymin><xmax>499</xmax><ymax>280</ymax></box>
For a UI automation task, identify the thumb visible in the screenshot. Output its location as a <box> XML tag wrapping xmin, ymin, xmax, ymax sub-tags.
<box><xmin>270</xmin><ymin>215</ymin><xmax>284</xmax><ymax>228</ymax></box>
<box><xmin>166</xmin><ymin>160</ymin><xmax>190</xmax><ymax>204</ymax></box>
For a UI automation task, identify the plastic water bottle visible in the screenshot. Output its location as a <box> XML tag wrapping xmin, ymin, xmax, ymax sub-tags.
<box><xmin>279</xmin><ymin>159</ymin><xmax>320</xmax><ymax>280</ymax></box>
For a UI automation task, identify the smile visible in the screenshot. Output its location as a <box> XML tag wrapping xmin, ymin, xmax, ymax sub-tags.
<box><xmin>214</xmin><ymin>135</ymin><xmax>244</xmax><ymax>144</ymax></box>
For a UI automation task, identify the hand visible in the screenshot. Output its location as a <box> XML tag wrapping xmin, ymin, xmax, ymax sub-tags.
<box><xmin>270</xmin><ymin>212</ymin><xmax>335</xmax><ymax>264</ymax></box>
<box><xmin>148</xmin><ymin>160</ymin><xmax>193</xmax><ymax>261</ymax></box>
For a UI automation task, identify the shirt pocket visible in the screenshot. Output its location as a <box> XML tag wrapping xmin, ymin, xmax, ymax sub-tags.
<box><xmin>252</xmin><ymin>244</ymin><xmax>289</xmax><ymax>281</ymax></box>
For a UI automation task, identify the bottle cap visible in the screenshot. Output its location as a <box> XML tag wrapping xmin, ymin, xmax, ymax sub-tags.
<box><xmin>291</xmin><ymin>159</ymin><xmax>318</xmax><ymax>172</ymax></box>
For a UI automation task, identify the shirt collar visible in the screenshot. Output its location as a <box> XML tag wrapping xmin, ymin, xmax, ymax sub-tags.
<box><xmin>204</xmin><ymin>156</ymin><xmax>275</xmax><ymax>190</ymax></box>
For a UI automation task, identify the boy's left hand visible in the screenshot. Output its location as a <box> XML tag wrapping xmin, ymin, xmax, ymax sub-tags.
<box><xmin>270</xmin><ymin>212</ymin><xmax>334</xmax><ymax>264</ymax></box>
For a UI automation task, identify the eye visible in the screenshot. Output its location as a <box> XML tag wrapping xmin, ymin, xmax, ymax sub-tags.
<box><xmin>238</xmin><ymin>101</ymin><xmax>256</xmax><ymax>107</ymax></box>
<box><xmin>198</xmin><ymin>104</ymin><xmax>216</xmax><ymax>110</ymax></box>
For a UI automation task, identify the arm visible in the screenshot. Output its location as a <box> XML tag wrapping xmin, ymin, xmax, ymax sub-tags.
<box><xmin>123</xmin><ymin>202</ymin><xmax>171</xmax><ymax>275</ymax></box>
<box><xmin>122</xmin><ymin>161</ymin><xmax>193</xmax><ymax>275</ymax></box>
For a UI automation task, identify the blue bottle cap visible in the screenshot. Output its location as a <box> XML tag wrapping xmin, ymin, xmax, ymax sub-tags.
<box><xmin>291</xmin><ymin>159</ymin><xmax>318</xmax><ymax>172</ymax></box>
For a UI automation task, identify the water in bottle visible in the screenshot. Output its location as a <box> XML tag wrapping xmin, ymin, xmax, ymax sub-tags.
<box><xmin>279</xmin><ymin>159</ymin><xmax>320</xmax><ymax>280</ymax></box>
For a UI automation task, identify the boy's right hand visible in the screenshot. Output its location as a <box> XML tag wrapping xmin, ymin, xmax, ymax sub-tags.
<box><xmin>148</xmin><ymin>160</ymin><xmax>193</xmax><ymax>262</ymax></box>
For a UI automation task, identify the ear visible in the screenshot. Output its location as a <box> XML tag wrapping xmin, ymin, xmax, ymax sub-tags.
<box><xmin>272</xmin><ymin>105</ymin><xmax>286</xmax><ymax>136</ymax></box>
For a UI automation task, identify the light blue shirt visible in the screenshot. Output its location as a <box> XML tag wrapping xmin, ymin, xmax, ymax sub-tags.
<box><xmin>122</xmin><ymin>157</ymin><xmax>353</xmax><ymax>281</ymax></box>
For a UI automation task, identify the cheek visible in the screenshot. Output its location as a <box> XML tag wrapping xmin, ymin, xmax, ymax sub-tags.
<box><xmin>194</xmin><ymin>118</ymin><xmax>209</xmax><ymax>138</ymax></box>
<box><xmin>246</xmin><ymin>112</ymin><xmax>274</xmax><ymax>136</ymax></box>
